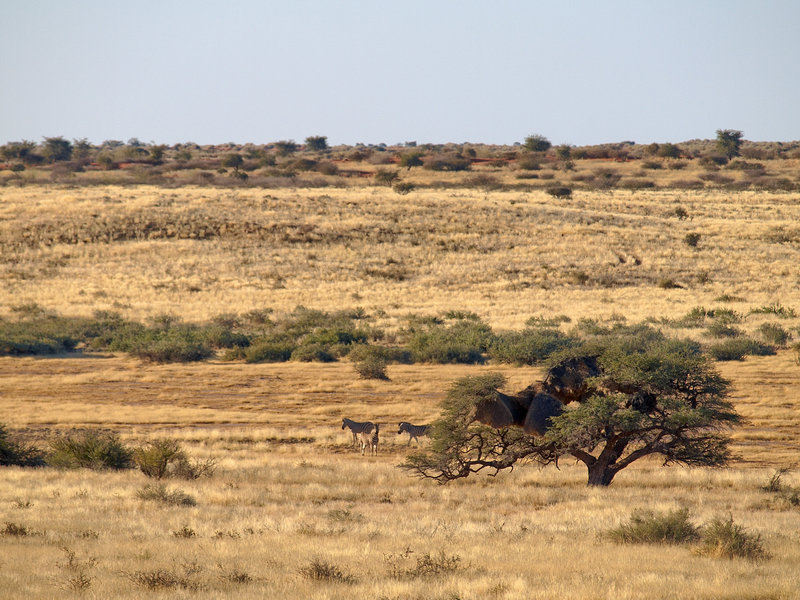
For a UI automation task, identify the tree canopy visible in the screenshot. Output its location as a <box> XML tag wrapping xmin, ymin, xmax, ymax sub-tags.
<box><xmin>716</xmin><ymin>129</ymin><xmax>743</xmax><ymax>160</ymax></box>
<box><xmin>402</xmin><ymin>333</ymin><xmax>739</xmax><ymax>486</ymax></box>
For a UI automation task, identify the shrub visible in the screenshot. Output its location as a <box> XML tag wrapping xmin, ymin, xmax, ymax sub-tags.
<box><xmin>525</xmin><ymin>315</ymin><xmax>572</xmax><ymax>328</ymax></box>
<box><xmin>298</xmin><ymin>558</ymin><xmax>357</xmax><ymax>584</ymax></box>
<box><xmin>750</xmin><ymin>303</ymin><xmax>797</xmax><ymax>319</ymax></box>
<box><xmin>0</xmin><ymin>424</ymin><xmax>45</xmax><ymax>467</ymax></box>
<box><xmin>707</xmin><ymin>338</ymin><xmax>775</xmax><ymax>361</ymax></box>
<box><xmin>684</xmin><ymin>232</ymin><xmax>701</xmax><ymax>248</ymax></box>
<box><xmin>133</xmin><ymin>439</ymin><xmax>186</xmax><ymax>479</ymax></box>
<box><xmin>696</xmin><ymin>515</ymin><xmax>767</xmax><ymax>561</ymax></box>
<box><xmin>399</xmin><ymin>151</ymin><xmax>424</xmax><ymax>169</ymax></box>
<box><xmin>515</xmin><ymin>154</ymin><xmax>541</xmax><ymax>170</ymax></box>
<box><xmin>407</xmin><ymin>319</ymin><xmax>494</xmax><ymax>364</ymax></box>
<box><xmin>290</xmin><ymin>343</ymin><xmax>336</xmax><ymax>362</ymax></box>
<box><xmin>546</xmin><ymin>185</ymin><xmax>572</xmax><ymax>199</ymax></box>
<box><xmin>136</xmin><ymin>483</ymin><xmax>196</xmax><ymax>507</ymax></box>
<box><xmin>489</xmin><ymin>329</ymin><xmax>580</xmax><ymax>365</ymax></box>
<box><xmin>48</xmin><ymin>431</ymin><xmax>133</xmax><ymax>470</ymax></box>
<box><xmin>0</xmin><ymin>317</ymin><xmax>80</xmax><ymax>355</ymax></box>
<box><xmin>607</xmin><ymin>508</ymin><xmax>700</xmax><ymax>545</ymax></box>
<box><xmin>757</xmin><ymin>323</ymin><xmax>792</xmax><ymax>347</ymax></box>
<box><xmin>347</xmin><ymin>344</ymin><xmax>413</xmax><ymax>365</ymax></box>
<box><xmin>353</xmin><ymin>355</ymin><xmax>389</xmax><ymax>380</ymax></box>
<box><xmin>384</xmin><ymin>549</ymin><xmax>462</xmax><ymax>579</ymax></box>
<box><xmin>465</xmin><ymin>174</ymin><xmax>502</xmax><ymax>190</ymax></box>
<box><xmin>393</xmin><ymin>181</ymin><xmax>415</xmax><ymax>194</ymax></box>
<box><xmin>423</xmin><ymin>154</ymin><xmax>471</xmax><ymax>172</ymax></box>
<box><xmin>243</xmin><ymin>340</ymin><xmax>294</xmax><ymax>363</ymax></box>
<box><xmin>523</xmin><ymin>134</ymin><xmax>551</xmax><ymax>153</ymax></box>
<box><xmin>590</xmin><ymin>168</ymin><xmax>622</xmax><ymax>189</ymax></box>
<box><xmin>2</xmin><ymin>522</ymin><xmax>33</xmax><ymax>537</ymax></box>
<box><xmin>706</xmin><ymin>321</ymin><xmax>743</xmax><ymax>338</ymax></box>
<box><xmin>619</xmin><ymin>178</ymin><xmax>655</xmax><ymax>190</ymax></box>
<box><xmin>374</xmin><ymin>168</ymin><xmax>399</xmax><ymax>186</ymax></box>
<box><xmin>125</xmin><ymin>567</ymin><xmax>202</xmax><ymax>590</ymax></box>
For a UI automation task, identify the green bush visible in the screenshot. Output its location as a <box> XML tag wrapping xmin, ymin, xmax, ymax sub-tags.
<box><xmin>242</xmin><ymin>340</ymin><xmax>294</xmax><ymax>363</ymax></box>
<box><xmin>489</xmin><ymin>329</ymin><xmax>579</xmax><ymax>365</ymax></box>
<box><xmin>134</xmin><ymin>439</ymin><xmax>215</xmax><ymax>479</ymax></box>
<box><xmin>706</xmin><ymin>321</ymin><xmax>743</xmax><ymax>338</ymax></box>
<box><xmin>757</xmin><ymin>323</ymin><xmax>792</xmax><ymax>347</ymax></box>
<box><xmin>696</xmin><ymin>515</ymin><xmax>767</xmax><ymax>561</ymax></box>
<box><xmin>347</xmin><ymin>344</ymin><xmax>413</xmax><ymax>365</ymax></box>
<box><xmin>407</xmin><ymin>319</ymin><xmax>494</xmax><ymax>364</ymax></box>
<box><xmin>607</xmin><ymin>508</ymin><xmax>700</xmax><ymax>545</ymax></box>
<box><xmin>291</xmin><ymin>343</ymin><xmax>336</xmax><ymax>362</ymax></box>
<box><xmin>353</xmin><ymin>355</ymin><xmax>389</xmax><ymax>380</ymax></box>
<box><xmin>133</xmin><ymin>439</ymin><xmax>186</xmax><ymax>479</ymax></box>
<box><xmin>0</xmin><ymin>317</ymin><xmax>80</xmax><ymax>355</ymax></box>
<box><xmin>48</xmin><ymin>431</ymin><xmax>133</xmax><ymax>470</ymax></box>
<box><xmin>0</xmin><ymin>424</ymin><xmax>45</xmax><ymax>467</ymax></box>
<box><xmin>707</xmin><ymin>338</ymin><xmax>775</xmax><ymax>361</ymax></box>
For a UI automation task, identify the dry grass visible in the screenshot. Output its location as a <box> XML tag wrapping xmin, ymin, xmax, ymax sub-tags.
<box><xmin>2</xmin><ymin>184</ymin><xmax>800</xmax><ymax>332</ymax></box>
<box><xmin>2</xmin><ymin>181</ymin><xmax>800</xmax><ymax>597</ymax></box>
<box><xmin>1</xmin><ymin>356</ymin><xmax>800</xmax><ymax>598</ymax></box>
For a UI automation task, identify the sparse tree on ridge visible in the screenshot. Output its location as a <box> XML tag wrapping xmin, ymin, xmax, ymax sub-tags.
<box><xmin>305</xmin><ymin>135</ymin><xmax>328</xmax><ymax>152</ymax></box>
<box><xmin>274</xmin><ymin>140</ymin><xmax>298</xmax><ymax>156</ymax></box>
<box><xmin>523</xmin><ymin>134</ymin><xmax>552</xmax><ymax>153</ymax></box>
<box><xmin>41</xmin><ymin>136</ymin><xmax>73</xmax><ymax>162</ymax></box>
<box><xmin>716</xmin><ymin>129</ymin><xmax>744</xmax><ymax>160</ymax></box>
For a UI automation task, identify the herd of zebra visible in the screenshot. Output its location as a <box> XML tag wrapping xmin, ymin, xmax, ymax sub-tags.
<box><xmin>341</xmin><ymin>418</ymin><xmax>430</xmax><ymax>455</ymax></box>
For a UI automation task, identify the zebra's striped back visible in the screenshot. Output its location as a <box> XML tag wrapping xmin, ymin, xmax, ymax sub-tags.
<box><xmin>397</xmin><ymin>422</ymin><xmax>430</xmax><ymax>446</ymax></box>
<box><xmin>342</xmin><ymin>418</ymin><xmax>375</xmax><ymax>447</ymax></box>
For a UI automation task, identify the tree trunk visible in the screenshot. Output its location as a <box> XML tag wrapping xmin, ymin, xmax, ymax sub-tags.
<box><xmin>586</xmin><ymin>462</ymin><xmax>617</xmax><ymax>486</ymax></box>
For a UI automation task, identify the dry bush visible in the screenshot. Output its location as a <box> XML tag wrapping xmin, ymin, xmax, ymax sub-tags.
<box><xmin>136</xmin><ymin>483</ymin><xmax>197</xmax><ymax>506</ymax></box>
<box><xmin>298</xmin><ymin>558</ymin><xmax>357</xmax><ymax>584</ymax></box>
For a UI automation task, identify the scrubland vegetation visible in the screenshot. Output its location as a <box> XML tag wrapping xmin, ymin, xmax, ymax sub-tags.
<box><xmin>2</xmin><ymin>133</ymin><xmax>800</xmax><ymax>597</ymax></box>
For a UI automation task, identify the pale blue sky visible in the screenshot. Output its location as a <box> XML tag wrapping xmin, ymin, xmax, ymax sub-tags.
<box><xmin>2</xmin><ymin>1</ymin><xmax>799</xmax><ymax>147</ymax></box>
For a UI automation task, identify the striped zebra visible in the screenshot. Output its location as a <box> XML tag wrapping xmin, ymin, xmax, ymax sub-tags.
<box><xmin>342</xmin><ymin>418</ymin><xmax>375</xmax><ymax>448</ymax></box>
<box><xmin>397</xmin><ymin>422</ymin><xmax>430</xmax><ymax>446</ymax></box>
<box><xmin>360</xmin><ymin>423</ymin><xmax>379</xmax><ymax>455</ymax></box>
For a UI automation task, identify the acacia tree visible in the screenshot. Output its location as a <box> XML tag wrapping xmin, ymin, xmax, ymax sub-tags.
<box><xmin>305</xmin><ymin>135</ymin><xmax>328</xmax><ymax>152</ymax></box>
<box><xmin>523</xmin><ymin>134</ymin><xmax>552</xmax><ymax>153</ymax></box>
<box><xmin>403</xmin><ymin>335</ymin><xmax>739</xmax><ymax>486</ymax></box>
<box><xmin>42</xmin><ymin>136</ymin><xmax>73</xmax><ymax>162</ymax></box>
<box><xmin>716</xmin><ymin>129</ymin><xmax>743</xmax><ymax>160</ymax></box>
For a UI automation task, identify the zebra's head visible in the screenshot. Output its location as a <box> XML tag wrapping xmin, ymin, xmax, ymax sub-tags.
<box><xmin>398</xmin><ymin>422</ymin><xmax>408</xmax><ymax>435</ymax></box>
<box><xmin>341</xmin><ymin>419</ymin><xmax>347</xmax><ymax>430</ymax></box>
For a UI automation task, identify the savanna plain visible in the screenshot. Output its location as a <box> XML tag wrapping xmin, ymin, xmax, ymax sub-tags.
<box><xmin>3</xmin><ymin>148</ymin><xmax>800</xmax><ymax>599</ymax></box>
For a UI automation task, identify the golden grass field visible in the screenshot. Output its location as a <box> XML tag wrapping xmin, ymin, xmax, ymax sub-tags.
<box><xmin>2</xmin><ymin>176</ymin><xmax>800</xmax><ymax>598</ymax></box>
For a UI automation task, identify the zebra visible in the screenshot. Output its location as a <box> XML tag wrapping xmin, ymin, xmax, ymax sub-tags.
<box><xmin>360</xmin><ymin>423</ymin><xmax>379</xmax><ymax>455</ymax></box>
<box><xmin>397</xmin><ymin>422</ymin><xmax>430</xmax><ymax>446</ymax></box>
<box><xmin>342</xmin><ymin>418</ymin><xmax>375</xmax><ymax>448</ymax></box>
